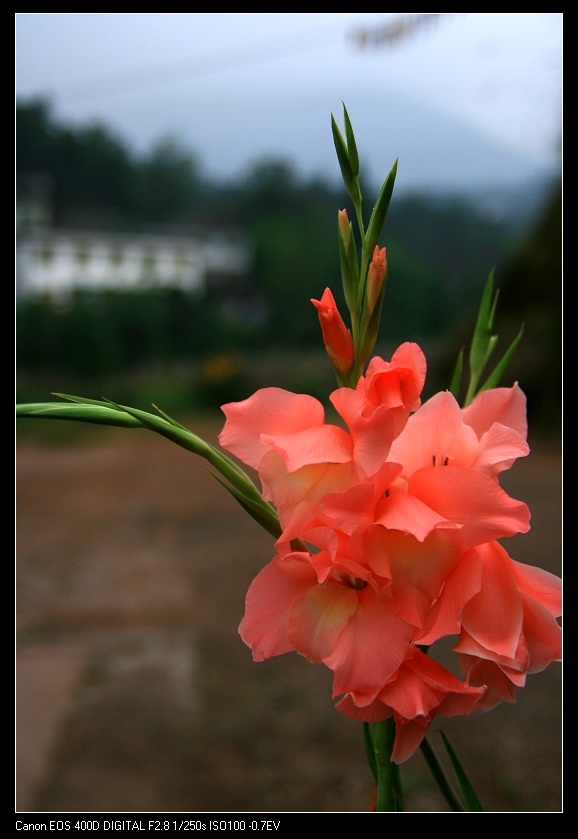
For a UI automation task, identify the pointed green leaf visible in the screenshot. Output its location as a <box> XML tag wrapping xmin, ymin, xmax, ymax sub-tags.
<box><xmin>364</xmin><ymin>159</ymin><xmax>398</xmax><ymax>259</ymax></box>
<box><xmin>363</xmin><ymin>722</ymin><xmax>378</xmax><ymax>783</ymax></box>
<box><xmin>450</xmin><ymin>347</ymin><xmax>464</xmax><ymax>400</ymax></box>
<box><xmin>358</xmin><ymin>273</ymin><xmax>387</xmax><ymax>367</ymax></box>
<box><xmin>419</xmin><ymin>736</ymin><xmax>465</xmax><ymax>812</ymax></box>
<box><xmin>468</xmin><ymin>271</ymin><xmax>496</xmax><ymax>371</ymax></box>
<box><xmin>209</xmin><ymin>472</ymin><xmax>282</xmax><ymax>539</ymax></box>
<box><xmin>438</xmin><ymin>730</ymin><xmax>484</xmax><ymax>811</ymax></box>
<box><xmin>18</xmin><ymin>394</ymin><xmax>266</xmax><ymax>510</ymax></box>
<box><xmin>342</xmin><ymin>103</ymin><xmax>359</xmax><ymax>176</ymax></box>
<box><xmin>101</xmin><ymin>398</ymin><xmax>264</xmax><ymax>504</ymax></box>
<box><xmin>338</xmin><ymin>216</ymin><xmax>359</xmax><ymax>315</ymax></box>
<box><xmin>479</xmin><ymin>323</ymin><xmax>524</xmax><ymax>394</ymax></box>
<box><xmin>16</xmin><ymin>401</ymin><xmax>142</xmax><ymax>428</ymax></box>
<box><xmin>54</xmin><ymin>392</ymin><xmax>131</xmax><ymax>412</ymax></box>
<box><xmin>331</xmin><ymin>113</ymin><xmax>361</xmax><ymax>205</ymax></box>
<box><xmin>151</xmin><ymin>403</ymin><xmax>190</xmax><ymax>431</ymax></box>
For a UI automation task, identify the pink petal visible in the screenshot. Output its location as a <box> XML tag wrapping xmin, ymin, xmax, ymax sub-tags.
<box><xmin>331</xmin><ymin>388</ymin><xmax>398</xmax><ymax>476</ymax></box>
<box><xmin>462</xmin><ymin>384</ymin><xmax>528</xmax><ymax>442</ymax></box>
<box><xmin>334</xmin><ymin>692</ymin><xmax>392</xmax><ymax>723</ymax></box>
<box><xmin>458</xmin><ymin>656</ymin><xmax>523</xmax><ymax>710</ymax></box>
<box><xmin>454</xmin><ymin>628</ymin><xmax>529</xmax><ymax>674</ymax></box>
<box><xmin>472</xmin><ymin>422</ymin><xmax>529</xmax><ymax>477</ymax></box>
<box><xmin>220</xmin><ymin>388</ymin><xmax>325</xmax><ymax>469</ymax></box>
<box><xmin>238</xmin><ymin>553</ymin><xmax>316</xmax><ymax>661</ymax></box>
<box><xmin>520</xmin><ymin>595</ymin><xmax>562</xmax><ymax>673</ymax></box>
<box><xmin>375</xmin><ymin>492</ymin><xmax>457</xmax><ymax>542</ymax></box>
<box><xmin>408</xmin><ymin>466</ymin><xmax>531</xmax><ymax>548</ymax></box>
<box><xmin>390</xmin><ymin>717</ymin><xmax>431</xmax><ymax>764</ymax></box>
<box><xmin>361</xmin><ymin>343</ymin><xmax>426</xmax><ymax>413</ymax></box>
<box><xmin>363</xmin><ymin>529</ymin><xmax>461</xmax><ymax>631</ymax></box>
<box><xmin>325</xmin><ymin>587</ymin><xmax>414</xmax><ymax>695</ymax></box>
<box><xmin>389</xmin><ymin>391</ymin><xmax>480</xmax><ymax>477</ymax></box>
<box><xmin>460</xmin><ymin>541</ymin><xmax>523</xmax><ymax>660</ymax></box>
<box><xmin>510</xmin><ymin>559</ymin><xmax>562</xmax><ymax>617</ymax></box>
<box><xmin>261</xmin><ymin>424</ymin><xmax>352</xmax><ymax>471</ymax></box>
<box><xmin>418</xmin><ymin>547</ymin><xmax>483</xmax><ymax>644</ymax></box>
<box><xmin>288</xmin><ymin>581</ymin><xmax>358</xmax><ymax>663</ymax></box>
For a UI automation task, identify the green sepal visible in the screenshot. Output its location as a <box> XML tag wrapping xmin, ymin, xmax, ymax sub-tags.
<box><xmin>363</xmin><ymin>159</ymin><xmax>398</xmax><ymax>260</ymax></box>
<box><xmin>465</xmin><ymin>270</ymin><xmax>498</xmax><ymax>404</ymax></box>
<box><xmin>469</xmin><ymin>270</ymin><xmax>498</xmax><ymax>370</ymax></box>
<box><xmin>338</xmin><ymin>215</ymin><xmax>359</xmax><ymax>315</ymax></box>
<box><xmin>372</xmin><ymin>719</ymin><xmax>405</xmax><ymax>811</ymax></box>
<box><xmin>358</xmin><ymin>267</ymin><xmax>388</xmax><ymax>367</ymax></box>
<box><xmin>478</xmin><ymin>323</ymin><xmax>524</xmax><ymax>395</ymax></box>
<box><xmin>150</xmin><ymin>403</ymin><xmax>190</xmax><ymax>432</ymax></box>
<box><xmin>419</xmin><ymin>736</ymin><xmax>465</xmax><ymax>812</ymax></box>
<box><xmin>449</xmin><ymin>347</ymin><xmax>464</xmax><ymax>400</ymax></box>
<box><xmin>363</xmin><ymin>723</ymin><xmax>378</xmax><ymax>783</ymax></box>
<box><xmin>54</xmin><ymin>392</ymin><xmax>130</xmax><ymax>411</ymax></box>
<box><xmin>16</xmin><ymin>400</ymin><xmax>142</xmax><ymax>428</ymax></box>
<box><xmin>464</xmin><ymin>270</ymin><xmax>524</xmax><ymax>406</ymax></box>
<box><xmin>331</xmin><ymin>113</ymin><xmax>361</xmax><ymax>206</ymax></box>
<box><xmin>209</xmin><ymin>471</ymin><xmax>282</xmax><ymax>540</ymax></box>
<box><xmin>102</xmin><ymin>398</ymin><xmax>263</xmax><ymax>503</ymax></box>
<box><xmin>17</xmin><ymin>394</ymin><xmax>264</xmax><ymax>508</ymax></box>
<box><xmin>342</xmin><ymin>103</ymin><xmax>360</xmax><ymax>177</ymax></box>
<box><xmin>438</xmin><ymin>730</ymin><xmax>484</xmax><ymax>812</ymax></box>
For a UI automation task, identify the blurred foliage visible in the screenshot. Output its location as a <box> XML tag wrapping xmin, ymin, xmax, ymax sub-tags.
<box><xmin>495</xmin><ymin>180</ymin><xmax>561</xmax><ymax>434</ymax></box>
<box><xmin>17</xmin><ymin>100</ymin><xmax>559</xmax><ymax>431</ymax></box>
<box><xmin>432</xmin><ymin>180</ymin><xmax>561</xmax><ymax>434</ymax></box>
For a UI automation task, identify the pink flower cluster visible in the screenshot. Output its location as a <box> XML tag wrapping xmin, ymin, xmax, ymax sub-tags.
<box><xmin>219</xmin><ymin>343</ymin><xmax>561</xmax><ymax>763</ymax></box>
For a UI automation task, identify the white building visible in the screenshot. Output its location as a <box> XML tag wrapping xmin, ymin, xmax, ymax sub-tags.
<box><xmin>16</xmin><ymin>227</ymin><xmax>252</xmax><ymax>301</ymax></box>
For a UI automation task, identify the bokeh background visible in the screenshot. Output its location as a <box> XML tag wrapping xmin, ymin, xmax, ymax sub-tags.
<box><xmin>16</xmin><ymin>13</ymin><xmax>562</xmax><ymax>812</ymax></box>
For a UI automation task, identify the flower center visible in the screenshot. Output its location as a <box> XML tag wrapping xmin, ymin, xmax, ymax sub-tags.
<box><xmin>342</xmin><ymin>573</ymin><xmax>368</xmax><ymax>590</ymax></box>
<box><xmin>432</xmin><ymin>454</ymin><xmax>450</xmax><ymax>466</ymax></box>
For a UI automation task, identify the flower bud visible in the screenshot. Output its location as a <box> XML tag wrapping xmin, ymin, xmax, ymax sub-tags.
<box><xmin>311</xmin><ymin>288</ymin><xmax>355</xmax><ymax>376</ymax></box>
<box><xmin>338</xmin><ymin>209</ymin><xmax>351</xmax><ymax>248</ymax></box>
<box><xmin>367</xmin><ymin>246</ymin><xmax>387</xmax><ymax>315</ymax></box>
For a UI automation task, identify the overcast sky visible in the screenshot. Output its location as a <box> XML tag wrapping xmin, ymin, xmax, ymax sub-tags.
<box><xmin>16</xmin><ymin>13</ymin><xmax>562</xmax><ymax>189</ymax></box>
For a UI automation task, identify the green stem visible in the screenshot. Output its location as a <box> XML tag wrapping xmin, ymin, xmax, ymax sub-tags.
<box><xmin>353</xmin><ymin>199</ymin><xmax>365</xmax><ymax>251</ymax></box>
<box><xmin>419</xmin><ymin>736</ymin><xmax>465</xmax><ymax>812</ymax></box>
<box><xmin>373</xmin><ymin>719</ymin><xmax>404</xmax><ymax>811</ymax></box>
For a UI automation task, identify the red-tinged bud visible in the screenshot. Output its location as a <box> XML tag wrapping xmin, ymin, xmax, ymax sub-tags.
<box><xmin>311</xmin><ymin>288</ymin><xmax>354</xmax><ymax>376</ymax></box>
<box><xmin>367</xmin><ymin>246</ymin><xmax>387</xmax><ymax>315</ymax></box>
<box><xmin>338</xmin><ymin>209</ymin><xmax>351</xmax><ymax>247</ymax></box>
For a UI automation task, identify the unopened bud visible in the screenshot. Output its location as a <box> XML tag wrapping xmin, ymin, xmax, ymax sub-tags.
<box><xmin>367</xmin><ymin>246</ymin><xmax>387</xmax><ymax>315</ymax></box>
<box><xmin>311</xmin><ymin>288</ymin><xmax>354</xmax><ymax>376</ymax></box>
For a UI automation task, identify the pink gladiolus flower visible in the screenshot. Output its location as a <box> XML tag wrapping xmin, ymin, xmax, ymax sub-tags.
<box><xmin>219</xmin><ymin>346</ymin><xmax>559</xmax><ymax>766</ymax></box>
<box><xmin>219</xmin><ymin>344</ymin><xmax>429</xmax><ymax>540</ymax></box>
<box><xmin>335</xmin><ymin>647</ymin><xmax>486</xmax><ymax>763</ymax></box>
<box><xmin>311</xmin><ymin>288</ymin><xmax>354</xmax><ymax>376</ymax></box>
<box><xmin>388</xmin><ymin>387</ymin><xmax>529</xmax><ymax>483</ymax></box>
<box><xmin>453</xmin><ymin>541</ymin><xmax>562</xmax><ymax>710</ymax></box>
<box><xmin>239</xmin><ymin>551</ymin><xmax>415</xmax><ymax>697</ymax></box>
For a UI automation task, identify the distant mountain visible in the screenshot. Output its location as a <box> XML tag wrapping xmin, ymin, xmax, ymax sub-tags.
<box><xmin>180</xmin><ymin>85</ymin><xmax>559</xmax><ymax>199</ymax></box>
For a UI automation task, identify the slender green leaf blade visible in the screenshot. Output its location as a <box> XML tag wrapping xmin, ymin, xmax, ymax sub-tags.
<box><xmin>479</xmin><ymin>324</ymin><xmax>524</xmax><ymax>394</ymax></box>
<box><xmin>342</xmin><ymin>103</ymin><xmax>359</xmax><ymax>176</ymax></box>
<box><xmin>363</xmin><ymin>722</ymin><xmax>378</xmax><ymax>783</ymax></box>
<box><xmin>210</xmin><ymin>472</ymin><xmax>281</xmax><ymax>539</ymax></box>
<box><xmin>419</xmin><ymin>736</ymin><xmax>465</xmax><ymax>812</ymax></box>
<box><xmin>16</xmin><ymin>402</ymin><xmax>142</xmax><ymax>428</ymax></box>
<box><xmin>450</xmin><ymin>347</ymin><xmax>464</xmax><ymax>400</ymax></box>
<box><xmin>364</xmin><ymin>159</ymin><xmax>398</xmax><ymax>259</ymax></box>
<box><xmin>438</xmin><ymin>729</ymin><xmax>484</xmax><ymax>811</ymax></box>
<box><xmin>151</xmin><ymin>403</ymin><xmax>190</xmax><ymax>431</ymax></box>
<box><xmin>53</xmin><ymin>392</ymin><xmax>129</xmax><ymax>411</ymax></box>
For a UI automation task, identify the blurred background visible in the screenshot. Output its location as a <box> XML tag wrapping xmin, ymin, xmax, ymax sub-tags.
<box><xmin>16</xmin><ymin>13</ymin><xmax>562</xmax><ymax>812</ymax></box>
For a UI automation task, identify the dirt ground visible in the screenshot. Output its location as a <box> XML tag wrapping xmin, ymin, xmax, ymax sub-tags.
<box><xmin>16</xmin><ymin>417</ymin><xmax>562</xmax><ymax>813</ymax></box>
